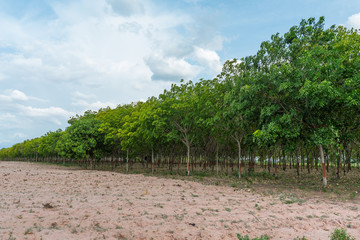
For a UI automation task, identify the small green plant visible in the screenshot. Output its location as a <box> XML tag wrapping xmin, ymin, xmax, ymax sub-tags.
<box><xmin>173</xmin><ymin>214</ymin><xmax>184</xmax><ymax>221</ymax></box>
<box><xmin>154</xmin><ymin>203</ymin><xmax>163</xmax><ymax>208</ymax></box>
<box><xmin>24</xmin><ymin>228</ymin><xmax>33</xmax><ymax>235</ymax></box>
<box><xmin>237</xmin><ymin>233</ymin><xmax>270</xmax><ymax>240</ymax></box>
<box><xmin>349</xmin><ymin>191</ymin><xmax>356</xmax><ymax>199</ymax></box>
<box><xmin>190</xmin><ymin>192</ymin><xmax>199</xmax><ymax>197</ymax></box>
<box><xmin>94</xmin><ymin>223</ymin><xmax>106</xmax><ymax>232</ymax></box>
<box><xmin>8</xmin><ymin>231</ymin><xmax>16</xmax><ymax>240</ymax></box>
<box><xmin>330</xmin><ymin>228</ymin><xmax>355</xmax><ymax>240</ymax></box>
<box><xmin>349</xmin><ymin>206</ymin><xmax>358</xmax><ymax>211</ymax></box>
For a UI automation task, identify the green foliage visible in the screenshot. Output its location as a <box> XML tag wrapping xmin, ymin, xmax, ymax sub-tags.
<box><xmin>330</xmin><ymin>228</ymin><xmax>355</xmax><ymax>240</ymax></box>
<box><xmin>59</xmin><ymin>111</ymin><xmax>105</xmax><ymax>160</ymax></box>
<box><xmin>237</xmin><ymin>233</ymin><xmax>271</xmax><ymax>240</ymax></box>
<box><xmin>1</xmin><ymin>16</ymin><xmax>359</xmax><ymax>189</ymax></box>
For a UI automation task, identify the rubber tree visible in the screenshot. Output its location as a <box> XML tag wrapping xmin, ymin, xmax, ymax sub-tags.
<box><xmin>220</xmin><ymin>58</ymin><xmax>260</xmax><ymax>179</ymax></box>
<box><xmin>117</xmin><ymin>103</ymin><xmax>144</xmax><ymax>172</ymax></box>
<box><xmin>38</xmin><ymin>129</ymin><xmax>63</xmax><ymax>161</ymax></box>
<box><xmin>59</xmin><ymin>110</ymin><xmax>105</xmax><ymax>168</ymax></box>
<box><xmin>97</xmin><ymin>104</ymin><xmax>136</xmax><ymax>169</ymax></box>
<box><xmin>136</xmin><ymin>97</ymin><xmax>168</xmax><ymax>173</ymax></box>
<box><xmin>159</xmin><ymin>80</ymin><xmax>200</xmax><ymax>176</ymax></box>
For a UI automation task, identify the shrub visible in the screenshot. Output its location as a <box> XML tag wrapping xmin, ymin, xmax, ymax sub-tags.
<box><xmin>237</xmin><ymin>234</ymin><xmax>270</xmax><ymax>240</ymax></box>
<box><xmin>330</xmin><ymin>228</ymin><xmax>355</xmax><ymax>240</ymax></box>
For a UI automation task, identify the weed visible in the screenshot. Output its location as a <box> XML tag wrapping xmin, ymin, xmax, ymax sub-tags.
<box><xmin>349</xmin><ymin>192</ymin><xmax>356</xmax><ymax>199</ymax></box>
<box><xmin>24</xmin><ymin>228</ymin><xmax>33</xmax><ymax>235</ymax></box>
<box><xmin>190</xmin><ymin>192</ymin><xmax>199</xmax><ymax>197</ymax></box>
<box><xmin>94</xmin><ymin>223</ymin><xmax>106</xmax><ymax>232</ymax></box>
<box><xmin>8</xmin><ymin>231</ymin><xmax>16</xmax><ymax>240</ymax></box>
<box><xmin>349</xmin><ymin>206</ymin><xmax>358</xmax><ymax>211</ymax></box>
<box><xmin>154</xmin><ymin>203</ymin><xmax>163</xmax><ymax>208</ymax></box>
<box><xmin>237</xmin><ymin>233</ymin><xmax>270</xmax><ymax>240</ymax></box>
<box><xmin>279</xmin><ymin>193</ymin><xmax>304</xmax><ymax>204</ymax></box>
<box><xmin>173</xmin><ymin>214</ymin><xmax>184</xmax><ymax>221</ymax></box>
<box><xmin>330</xmin><ymin>228</ymin><xmax>355</xmax><ymax>240</ymax></box>
<box><xmin>49</xmin><ymin>222</ymin><xmax>59</xmax><ymax>230</ymax></box>
<box><xmin>225</xmin><ymin>208</ymin><xmax>231</xmax><ymax>212</ymax></box>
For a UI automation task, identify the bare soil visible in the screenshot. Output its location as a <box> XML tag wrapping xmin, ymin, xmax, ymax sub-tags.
<box><xmin>0</xmin><ymin>161</ymin><xmax>359</xmax><ymax>240</ymax></box>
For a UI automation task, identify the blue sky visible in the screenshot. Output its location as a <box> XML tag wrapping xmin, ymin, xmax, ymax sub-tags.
<box><xmin>1</xmin><ymin>0</ymin><xmax>360</xmax><ymax>148</ymax></box>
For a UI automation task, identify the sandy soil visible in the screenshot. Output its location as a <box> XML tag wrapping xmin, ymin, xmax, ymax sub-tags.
<box><xmin>0</xmin><ymin>161</ymin><xmax>359</xmax><ymax>240</ymax></box>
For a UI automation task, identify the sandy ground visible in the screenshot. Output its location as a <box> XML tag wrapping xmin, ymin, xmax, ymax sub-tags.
<box><xmin>0</xmin><ymin>161</ymin><xmax>359</xmax><ymax>240</ymax></box>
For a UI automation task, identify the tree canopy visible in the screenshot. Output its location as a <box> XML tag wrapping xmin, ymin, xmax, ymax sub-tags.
<box><xmin>1</xmin><ymin>17</ymin><xmax>359</xmax><ymax>186</ymax></box>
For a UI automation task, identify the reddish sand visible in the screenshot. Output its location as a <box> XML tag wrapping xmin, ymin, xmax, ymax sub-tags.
<box><xmin>0</xmin><ymin>161</ymin><xmax>359</xmax><ymax>240</ymax></box>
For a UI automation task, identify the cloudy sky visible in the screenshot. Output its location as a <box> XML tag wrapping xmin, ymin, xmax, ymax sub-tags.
<box><xmin>1</xmin><ymin>0</ymin><xmax>360</xmax><ymax>148</ymax></box>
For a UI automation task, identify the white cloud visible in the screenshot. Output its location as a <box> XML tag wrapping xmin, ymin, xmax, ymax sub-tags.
<box><xmin>346</xmin><ymin>12</ymin><xmax>360</xmax><ymax>29</ymax></box>
<box><xmin>0</xmin><ymin>113</ymin><xmax>16</xmax><ymax>121</ymax></box>
<box><xmin>193</xmin><ymin>47</ymin><xmax>222</xmax><ymax>75</ymax></box>
<box><xmin>72</xmin><ymin>99</ymin><xmax>118</xmax><ymax>110</ymax></box>
<box><xmin>9</xmin><ymin>89</ymin><xmax>28</xmax><ymax>101</ymax></box>
<box><xmin>0</xmin><ymin>89</ymin><xmax>45</xmax><ymax>103</ymax></box>
<box><xmin>0</xmin><ymin>89</ymin><xmax>28</xmax><ymax>102</ymax></box>
<box><xmin>73</xmin><ymin>91</ymin><xmax>97</xmax><ymax>99</ymax></box>
<box><xmin>0</xmin><ymin>0</ymin><xmax>225</xmax><ymax>148</ymax></box>
<box><xmin>18</xmin><ymin>105</ymin><xmax>74</xmax><ymax>118</ymax></box>
<box><xmin>12</xmin><ymin>132</ymin><xmax>27</xmax><ymax>139</ymax></box>
<box><xmin>12</xmin><ymin>55</ymin><xmax>43</xmax><ymax>67</ymax></box>
<box><xmin>106</xmin><ymin>0</ymin><xmax>145</xmax><ymax>16</ymax></box>
<box><xmin>145</xmin><ymin>54</ymin><xmax>201</xmax><ymax>81</ymax></box>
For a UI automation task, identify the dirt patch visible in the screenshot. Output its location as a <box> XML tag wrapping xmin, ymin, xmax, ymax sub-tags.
<box><xmin>0</xmin><ymin>161</ymin><xmax>359</xmax><ymax>239</ymax></box>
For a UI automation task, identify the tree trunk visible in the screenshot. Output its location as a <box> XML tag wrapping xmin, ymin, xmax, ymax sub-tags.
<box><xmin>268</xmin><ymin>150</ymin><xmax>271</xmax><ymax>173</ymax></box>
<box><xmin>336</xmin><ymin>150</ymin><xmax>341</xmax><ymax>179</ymax></box>
<box><xmin>216</xmin><ymin>146</ymin><xmax>219</xmax><ymax>176</ymax></box>
<box><xmin>346</xmin><ymin>145</ymin><xmax>352</xmax><ymax>172</ymax></box>
<box><xmin>151</xmin><ymin>148</ymin><xmax>154</xmax><ymax>174</ymax></box>
<box><xmin>126</xmin><ymin>149</ymin><xmax>129</xmax><ymax>173</ymax></box>
<box><xmin>319</xmin><ymin>145</ymin><xmax>327</xmax><ymax>187</ymax></box>
<box><xmin>296</xmin><ymin>151</ymin><xmax>300</xmax><ymax>177</ymax></box>
<box><xmin>186</xmin><ymin>144</ymin><xmax>190</xmax><ymax>176</ymax></box>
<box><xmin>274</xmin><ymin>148</ymin><xmax>278</xmax><ymax>177</ymax></box>
<box><xmin>237</xmin><ymin>141</ymin><xmax>242</xmax><ymax>180</ymax></box>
